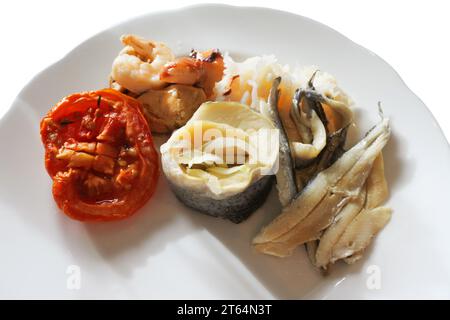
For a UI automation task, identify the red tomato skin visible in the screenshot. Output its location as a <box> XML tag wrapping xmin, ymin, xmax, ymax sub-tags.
<box><xmin>40</xmin><ymin>89</ymin><xmax>159</xmax><ymax>222</ymax></box>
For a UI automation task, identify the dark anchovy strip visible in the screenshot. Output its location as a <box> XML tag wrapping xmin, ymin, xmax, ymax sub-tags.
<box><xmin>316</xmin><ymin>125</ymin><xmax>349</xmax><ymax>172</ymax></box>
<box><xmin>304</xmin><ymin>91</ymin><xmax>328</xmax><ymax>133</ymax></box>
<box><xmin>307</xmin><ymin>70</ymin><xmax>320</xmax><ymax>89</ymax></box>
<box><xmin>266</xmin><ymin>77</ymin><xmax>298</xmax><ymax>207</ymax></box>
<box><xmin>295</xmin><ymin>125</ymin><xmax>349</xmax><ymax>192</ymax></box>
<box><xmin>168</xmin><ymin>176</ymin><xmax>273</xmax><ymax>224</ymax></box>
<box><xmin>306</xmin><ymin>71</ymin><xmax>328</xmax><ymax>131</ymax></box>
<box><xmin>291</xmin><ymin>89</ymin><xmax>313</xmax><ymax>146</ymax></box>
<box><xmin>290</xmin><ymin>90</ymin><xmax>324</xmax><ymax>169</ymax></box>
<box><xmin>290</xmin><ymin>72</ymin><xmax>338</xmax><ymax>170</ymax></box>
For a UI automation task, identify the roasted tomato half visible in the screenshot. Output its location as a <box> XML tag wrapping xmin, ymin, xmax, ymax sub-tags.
<box><xmin>40</xmin><ymin>89</ymin><xmax>159</xmax><ymax>221</ymax></box>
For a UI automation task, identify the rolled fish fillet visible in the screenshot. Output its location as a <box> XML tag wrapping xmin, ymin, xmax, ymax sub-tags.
<box><xmin>160</xmin><ymin>101</ymin><xmax>279</xmax><ymax>223</ymax></box>
<box><xmin>216</xmin><ymin>55</ymin><xmax>353</xmax><ymax>165</ymax></box>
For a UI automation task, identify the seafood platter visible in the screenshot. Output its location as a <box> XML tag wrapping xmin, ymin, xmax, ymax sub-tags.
<box><xmin>41</xmin><ymin>34</ymin><xmax>392</xmax><ymax>271</ymax></box>
<box><xmin>4</xmin><ymin>6</ymin><xmax>449</xmax><ymax>299</ymax></box>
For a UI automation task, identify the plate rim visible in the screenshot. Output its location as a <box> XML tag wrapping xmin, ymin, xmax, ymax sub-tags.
<box><xmin>2</xmin><ymin>4</ymin><xmax>450</xmax><ymax>299</ymax></box>
<box><xmin>3</xmin><ymin>4</ymin><xmax>449</xmax><ymax>150</ymax></box>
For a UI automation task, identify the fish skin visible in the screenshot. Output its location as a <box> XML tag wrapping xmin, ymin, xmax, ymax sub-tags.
<box><xmin>290</xmin><ymin>89</ymin><xmax>328</xmax><ymax>166</ymax></box>
<box><xmin>289</xmin><ymin>78</ymin><xmax>353</xmax><ymax>169</ymax></box>
<box><xmin>301</xmin><ymin>89</ymin><xmax>354</xmax><ymax>131</ymax></box>
<box><xmin>265</xmin><ymin>77</ymin><xmax>297</xmax><ymax>207</ymax></box>
<box><xmin>253</xmin><ymin>117</ymin><xmax>390</xmax><ymax>248</ymax></box>
<box><xmin>168</xmin><ymin>175</ymin><xmax>273</xmax><ymax>224</ymax></box>
<box><xmin>291</xmin><ymin>89</ymin><xmax>313</xmax><ymax>144</ymax></box>
<box><xmin>296</xmin><ymin>126</ymin><xmax>349</xmax><ymax>191</ymax></box>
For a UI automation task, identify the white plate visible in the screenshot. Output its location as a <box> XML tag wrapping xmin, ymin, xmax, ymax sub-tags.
<box><xmin>1</xmin><ymin>4</ymin><xmax>449</xmax><ymax>299</ymax></box>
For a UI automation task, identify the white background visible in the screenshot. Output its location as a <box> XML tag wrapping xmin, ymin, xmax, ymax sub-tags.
<box><xmin>0</xmin><ymin>0</ymin><xmax>449</xmax><ymax>142</ymax></box>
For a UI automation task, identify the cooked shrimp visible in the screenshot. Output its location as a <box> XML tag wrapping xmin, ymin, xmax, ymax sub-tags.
<box><xmin>111</xmin><ymin>34</ymin><xmax>175</xmax><ymax>93</ymax></box>
<box><xmin>160</xmin><ymin>49</ymin><xmax>224</xmax><ymax>98</ymax></box>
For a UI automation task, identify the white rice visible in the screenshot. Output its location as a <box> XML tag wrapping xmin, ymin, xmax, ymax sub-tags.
<box><xmin>215</xmin><ymin>53</ymin><xmax>353</xmax><ymax>112</ymax></box>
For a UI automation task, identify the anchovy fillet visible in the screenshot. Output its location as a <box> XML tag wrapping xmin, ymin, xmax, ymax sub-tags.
<box><xmin>314</xmin><ymin>186</ymin><xmax>367</xmax><ymax>268</ymax></box>
<box><xmin>330</xmin><ymin>206</ymin><xmax>392</xmax><ymax>263</ymax></box>
<box><xmin>265</xmin><ymin>77</ymin><xmax>297</xmax><ymax>207</ymax></box>
<box><xmin>253</xmin><ymin>117</ymin><xmax>390</xmax><ymax>255</ymax></box>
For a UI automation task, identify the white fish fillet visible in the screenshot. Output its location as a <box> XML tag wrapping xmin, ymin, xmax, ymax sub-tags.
<box><xmin>330</xmin><ymin>206</ymin><xmax>392</xmax><ymax>263</ymax></box>
<box><xmin>316</xmin><ymin>152</ymin><xmax>389</xmax><ymax>268</ymax></box>
<box><xmin>254</xmin><ymin>117</ymin><xmax>390</xmax><ymax>257</ymax></box>
<box><xmin>314</xmin><ymin>186</ymin><xmax>367</xmax><ymax>268</ymax></box>
<box><xmin>263</xmin><ymin>78</ymin><xmax>297</xmax><ymax>207</ymax></box>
